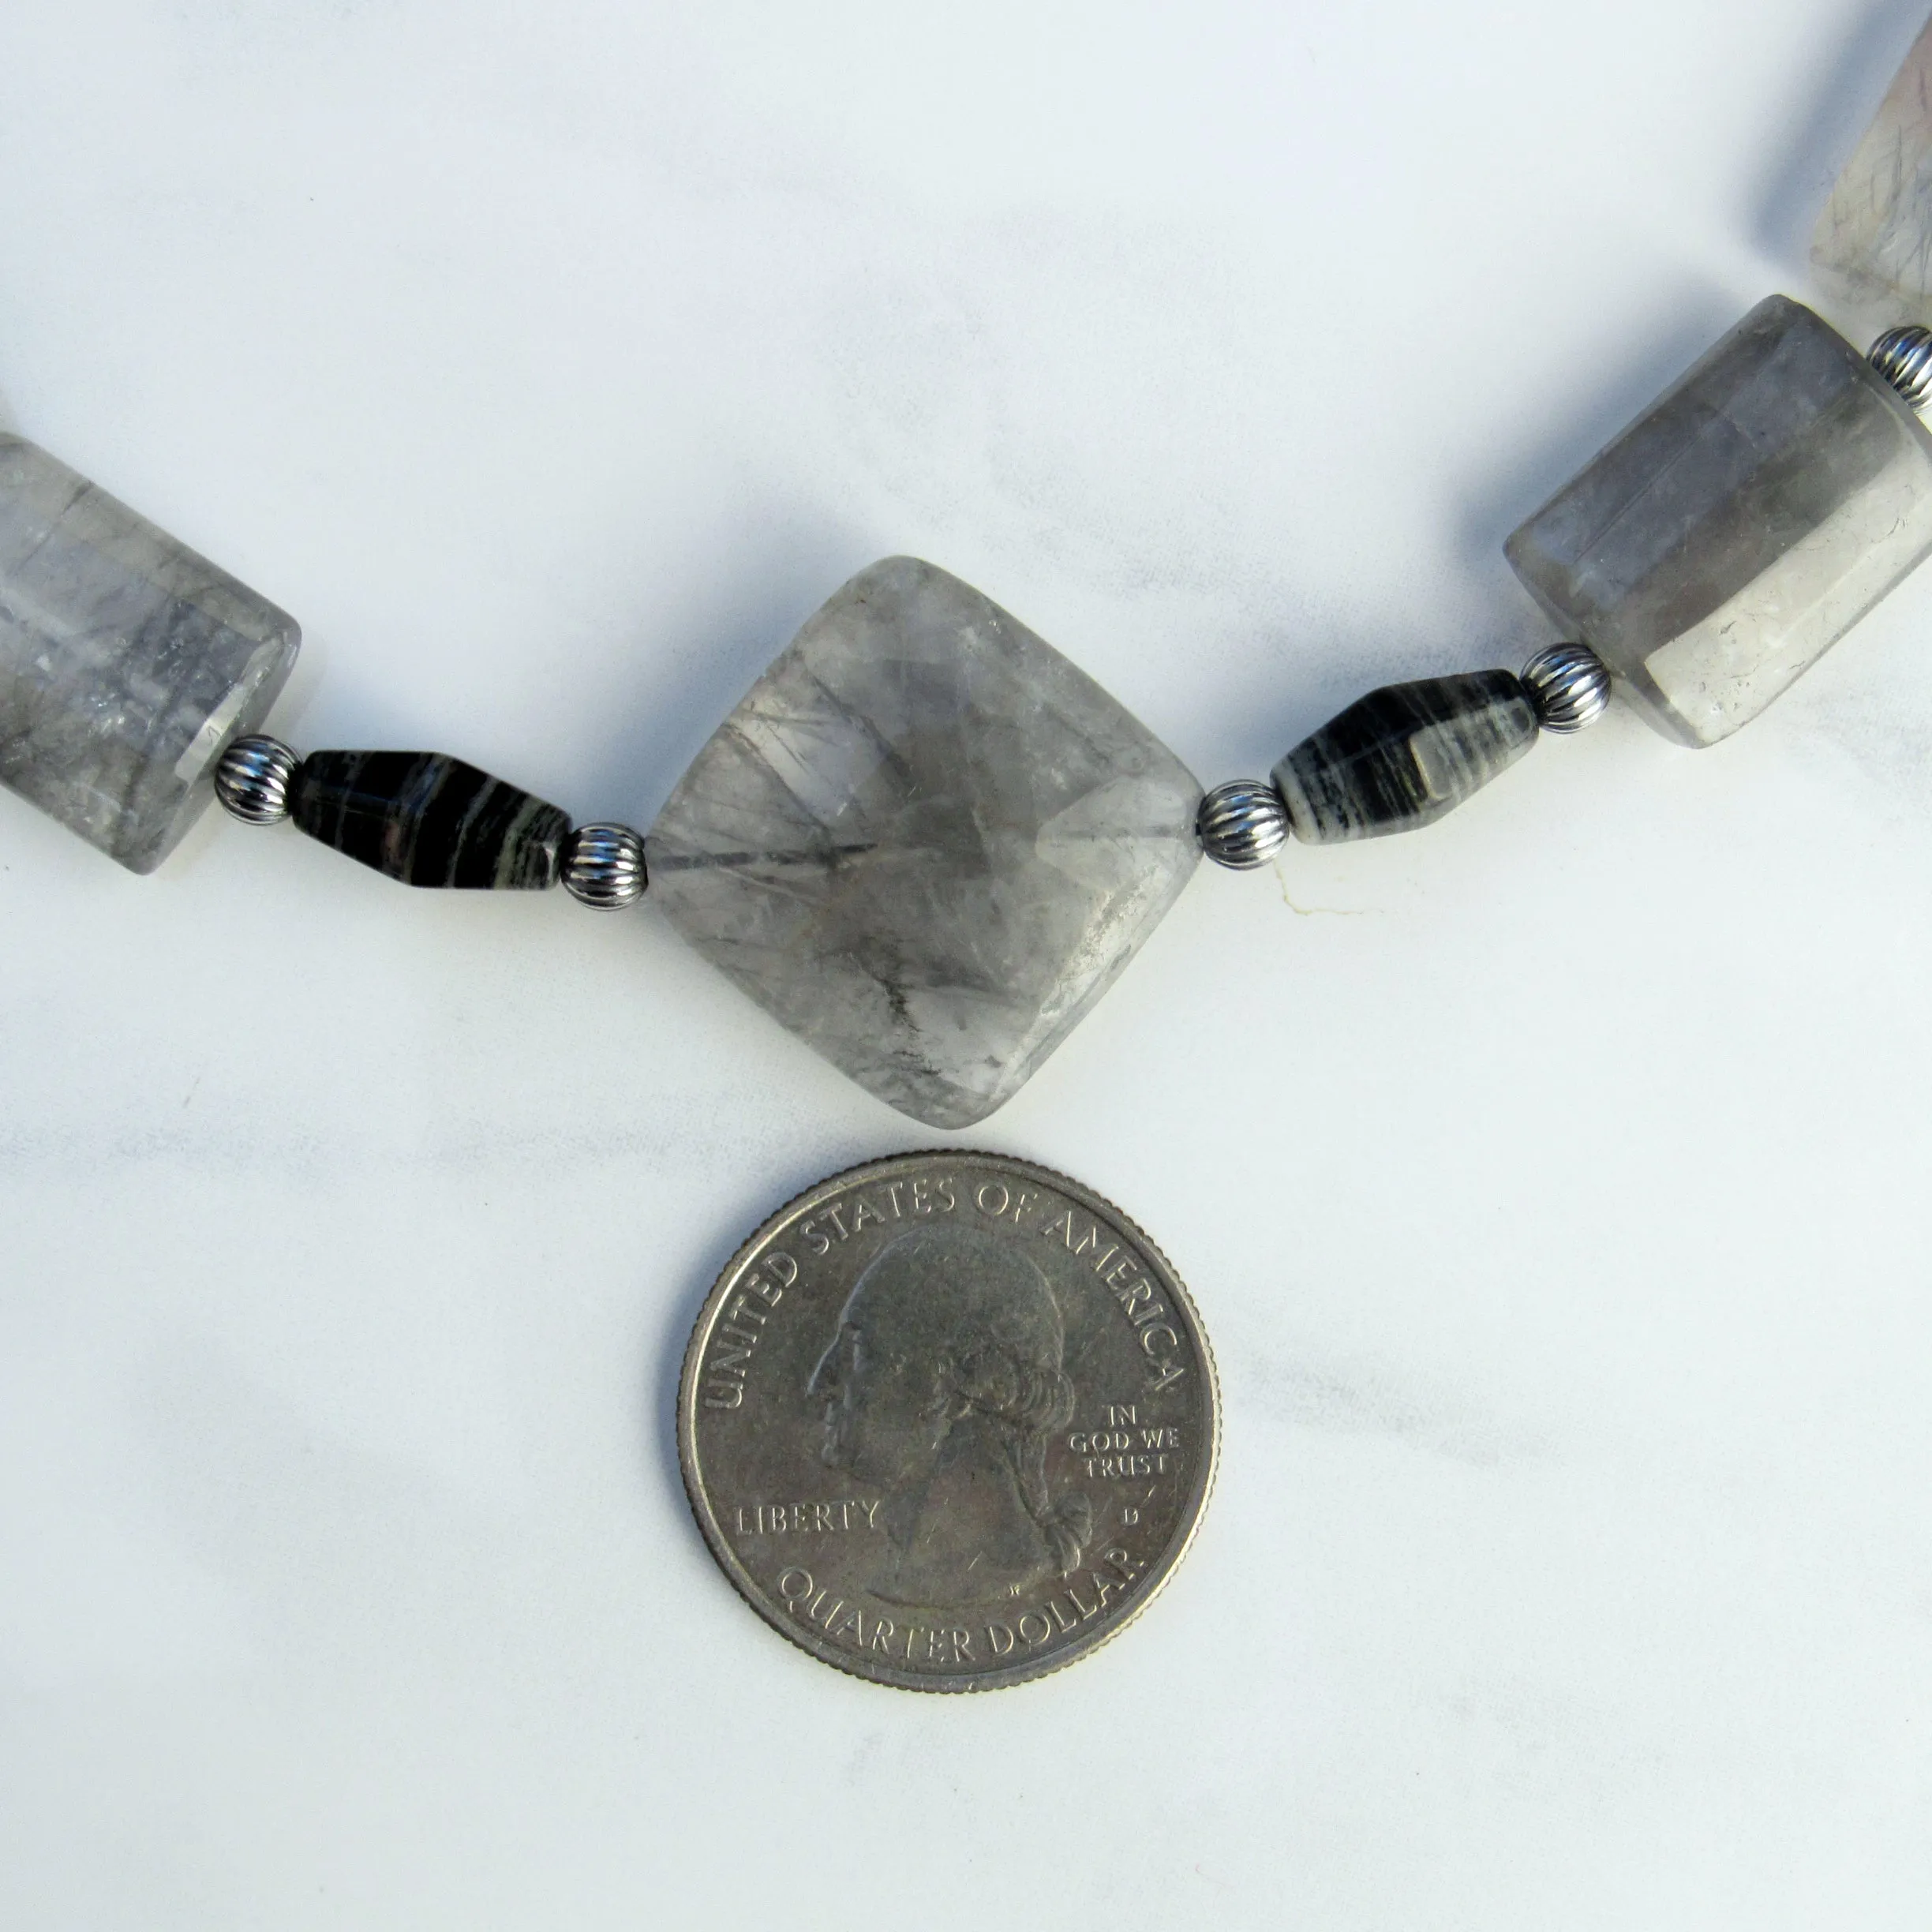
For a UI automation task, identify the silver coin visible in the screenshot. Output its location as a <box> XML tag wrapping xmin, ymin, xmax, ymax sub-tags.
<box><xmin>677</xmin><ymin>1151</ymin><xmax>1219</xmax><ymax>1691</ymax></box>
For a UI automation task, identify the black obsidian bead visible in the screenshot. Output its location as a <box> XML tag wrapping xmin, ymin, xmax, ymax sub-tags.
<box><xmin>1271</xmin><ymin>672</ymin><xmax>1537</xmax><ymax>844</ymax></box>
<box><xmin>289</xmin><ymin>751</ymin><xmax>571</xmax><ymax>887</ymax></box>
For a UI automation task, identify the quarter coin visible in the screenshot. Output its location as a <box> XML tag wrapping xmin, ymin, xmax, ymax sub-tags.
<box><xmin>677</xmin><ymin>1151</ymin><xmax>1218</xmax><ymax>1690</ymax></box>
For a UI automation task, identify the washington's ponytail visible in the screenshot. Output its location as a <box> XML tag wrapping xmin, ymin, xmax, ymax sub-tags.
<box><xmin>952</xmin><ymin>1346</ymin><xmax>1093</xmax><ymax>1578</ymax></box>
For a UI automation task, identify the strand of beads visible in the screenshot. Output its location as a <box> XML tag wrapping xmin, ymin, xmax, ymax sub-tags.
<box><xmin>1198</xmin><ymin>305</ymin><xmax>1932</xmax><ymax>870</ymax></box>
<box><xmin>214</xmin><ymin>734</ymin><xmax>647</xmax><ymax>908</ymax></box>
<box><xmin>1196</xmin><ymin>643</ymin><xmax>1610</xmax><ymax>870</ymax></box>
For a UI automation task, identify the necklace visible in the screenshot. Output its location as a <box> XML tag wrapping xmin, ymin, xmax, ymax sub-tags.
<box><xmin>4</xmin><ymin>0</ymin><xmax>1931</xmax><ymax>1833</ymax></box>
<box><xmin>5</xmin><ymin>286</ymin><xmax>1930</xmax><ymax>1117</ymax></box>
<box><xmin>15</xmin><ymin>250</ymin><xmax>1932</xmax><ymax>1121</ymax></box>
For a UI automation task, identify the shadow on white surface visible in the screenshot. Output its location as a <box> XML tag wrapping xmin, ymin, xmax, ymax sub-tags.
<box><xmin>571</xmin><ymin>500</ymin><xmax>867</xmax><ymax>833</ymax></box>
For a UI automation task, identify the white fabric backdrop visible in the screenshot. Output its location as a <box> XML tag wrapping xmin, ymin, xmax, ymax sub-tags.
<box><xmin>3</xmin><ymin>1</ymin><xmax>1930</xmax><ymax>1924</ymax></box>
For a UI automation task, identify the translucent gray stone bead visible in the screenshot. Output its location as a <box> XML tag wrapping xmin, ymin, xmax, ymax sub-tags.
<box><xmin>1505</xmin><ymin>296</ymin><xmax>1932</xmax><ymax>749</ymax></box>
<box><xmin>1271</xmin><ymin>672</ymin><xmax>1537</xmax><ymax>844</ymax></box>
<box><xmin>648</xmin><ymin>556</ymin><xmax>1201</xmax><ymax>1129</ymax></box>
<box><xmin>1813</xmin><ymin>17</ymin><xmax>1932</xmax><ymax>324</ymax></box>
<box><xmin>0</xmin><ymin>436</ymin><xmax>300</xmax><ymax>871</ymax></box>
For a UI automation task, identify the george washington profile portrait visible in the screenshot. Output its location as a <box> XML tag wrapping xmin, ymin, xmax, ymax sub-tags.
<box><xmin>808</xmin><ymin>1222</ymin><xmax>1092</xmax><ymax>1607</ymax></box>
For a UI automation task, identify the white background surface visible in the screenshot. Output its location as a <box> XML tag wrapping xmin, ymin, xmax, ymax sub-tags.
<box><xmin>3</xmin><ymin>0</ymin><xmax>1931</xmax><ymax>1924</ymax></box>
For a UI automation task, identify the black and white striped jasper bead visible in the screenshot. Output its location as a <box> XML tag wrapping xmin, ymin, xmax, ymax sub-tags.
<box><xmin>1271</xmin><ymin>671</ymin><xmax>1537</xmax><ymax>844</ymax></box>
<box><xmin>288</xmin><ymin>751</ymin><xmax>571</xmax><ymax>887</ymax></box>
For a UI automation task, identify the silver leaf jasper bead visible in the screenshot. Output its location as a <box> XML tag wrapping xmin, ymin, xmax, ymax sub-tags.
<box><xmin>214</xmin><ymin>733</ymin><xmax>298</xmax><ymax>825</ymax></box>
<box><xmin>1520</xmin><ymin>643</ymin><xmax>1612</xmax><ymax>732</ymax></box>
<box><xmin>561</xmin><ymin>822</ymin><xmax>649</xmax><ymax>908</ymax></box>
<box><xmin>1196</xmin><ymin>779</ymin><xmax>1290</xmax><ymax>869</ymax></box>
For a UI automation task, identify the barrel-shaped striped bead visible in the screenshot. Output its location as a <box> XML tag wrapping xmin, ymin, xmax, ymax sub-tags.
<box><xmin>289</xmin><ymin>751</ymin><xmax>570</xmax><ymax>887</ymax></box>
<box><xmin>1272</xmin><ymin>672</ymin><xmax>1538</xmax><ymax>843</ymax></box>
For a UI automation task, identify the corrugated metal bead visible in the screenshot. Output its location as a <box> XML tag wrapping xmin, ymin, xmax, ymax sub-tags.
<box><xmin>214</xmin><ymin>734</ymin><xmax>299</xmax><ymax>825</ymax></box>
<box><xmin>560</xmin><ymin>822</ymin><xmax>648</xmax><ymax>908</ymax></box>
<box><xmin>1870</xmin><ymin>324</ymin><xmax>1932</xmax><ymax>411</ymax></box>
<box><xmin>1519</xmin><ymin>643</ymin><xmax>1611</xmax><ymax>732</ymax></box>
<box><xmin>1196</xmin><ymin>780</ymin><xmax>1290</xmax><ymax>869</ymax></box>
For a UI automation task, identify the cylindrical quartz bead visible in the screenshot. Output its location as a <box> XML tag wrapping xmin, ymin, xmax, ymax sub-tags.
<box><xmin>289</xmin><ymin>751</ymin><xmax>571</xmax><ymax>888</ymax></box>
<box><xmin>1271</xmin><ymin>672</ymin><xmax>1537</xmax><ymax>844</ymax></box>
<box><xmin>0</xmin><ymin>436</ymin><xmax>300</xmax><ymax>871</ymax></box>
<box><xmin>1505</xmin><ymin>295</ymin><xmax>1932</xmax><ymax>748</ymax></box>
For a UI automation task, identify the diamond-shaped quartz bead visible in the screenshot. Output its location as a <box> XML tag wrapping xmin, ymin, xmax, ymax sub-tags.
<box><xmin>646</xmin><ymin>557</ymin><xmax>1201</xmax><ymax>1128</ymax></box>
<box><xmin>1814</xmin><ymin>15</ymin><xmax>1932</xmax><ymax>325</ymax></box>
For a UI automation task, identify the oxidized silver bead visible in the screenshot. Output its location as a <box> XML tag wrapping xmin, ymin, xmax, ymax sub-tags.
<box><xmin>214</xmin><ymin>733</ymin><xmax>298</xmax><ymax>825</ymax></box>
<box><xmin>1870</xmin><ymin>324</ymin><xmax>1932</xmax><ymax>412</ymax></box>
<box><xmin>560</xmin><ymin>822</ymin><xmax>648</xmax><ymax>908</ymax></box>
<box><xmin>1519</xmin><ymin>643</ymin><xmax>1611</xmax><ymax>733</ymax></box>
<box><xmin>1196</xmin><ymin>779</ymin><xmax>1290</xmax><ymax>869</ymax></box>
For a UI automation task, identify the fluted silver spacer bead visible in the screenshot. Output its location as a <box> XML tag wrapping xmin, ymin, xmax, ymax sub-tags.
<box><xmin>1519</xmin><ymin>643</ymin><xmax>1611</xmax><ymax>732</ymax></box>
<box><xmin>1196</xmin><ymin>779</ymin><xmax>1290</xmax><ymax>869</ymax></box>
<box><xmin>214</xmin><ymin>733</ymin><xmax>298</xmax><ymax>825</ymax></box>
<box><xmin>1870</xmin><ymin>325</ymin><xmax>1932</xmax><ymax>411</ymax></box>
<box><xmin>560</xmin><ymin>822</ymin><xmax>648</xmax><ymax>908</ymax></box>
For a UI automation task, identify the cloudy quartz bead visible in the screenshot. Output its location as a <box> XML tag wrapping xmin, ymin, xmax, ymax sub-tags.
<box><xmin>1506</xmin><ymin>296</ymin><xmax>1932</xmax><ymax>748</ymax></box>
<box><xmin>649</xmin><ymin>557</ymin><xmax>1200</xmax><ymax>1129</ymax></box>
<box><xmin>1813</xmin><ymin>17</ymin><xmax>1932</xmax><ymax>325</ymax></box>
<box><xmin>0</xmin><ymin>436</ymin><xmax>299</xmax><ymax>871</ymax></box>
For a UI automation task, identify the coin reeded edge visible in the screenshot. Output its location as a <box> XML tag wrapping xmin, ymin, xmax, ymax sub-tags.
<box><xmin>676</xmin><ymin>1149</ymin><xmax>1222</xmax><ymax>1694</ymax></box>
